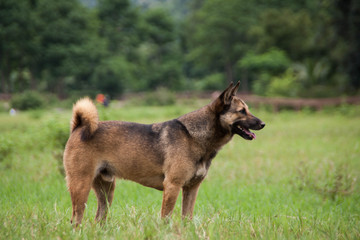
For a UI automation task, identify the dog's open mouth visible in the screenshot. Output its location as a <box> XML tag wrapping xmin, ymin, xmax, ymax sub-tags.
<box><xmin>233</xmin><ymin>124</ymin><xmax>256</xmax><ymax>140</ymax></box>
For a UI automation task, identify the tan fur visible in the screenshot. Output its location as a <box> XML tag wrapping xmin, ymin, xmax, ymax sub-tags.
<box><xmin>70</xmin><ymin>97</ymin><xmax>99</xmax><ymax>139</ymax></box>
<box><xmin>63</xmin><ymin>82</ymin><xmax>265</xmax><ymax>226</ymax></box>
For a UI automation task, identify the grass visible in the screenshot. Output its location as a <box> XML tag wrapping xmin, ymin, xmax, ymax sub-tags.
<box><xmin>0</xmin><ymin>100</ymin><xmax>359</xmax><ymax>239</ymax></box>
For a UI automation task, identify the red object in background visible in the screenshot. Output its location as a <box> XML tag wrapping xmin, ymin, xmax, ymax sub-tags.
<box><xmin>96</xmin><ymin>94</ymin><xmax>105</xmax><ymax>104</ymax></box>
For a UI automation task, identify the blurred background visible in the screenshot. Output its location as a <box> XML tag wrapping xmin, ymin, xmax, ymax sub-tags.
<box><xmin>1</xmin><ymin>0</ymin><xmax>360</xmax><ymax>107</ymax></box>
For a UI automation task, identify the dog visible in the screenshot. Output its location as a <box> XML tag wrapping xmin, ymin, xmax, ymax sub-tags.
<box><xmin>63</xmin><ymin>82</ymin><xmax>265</xmax><ymax>226</ymax></box>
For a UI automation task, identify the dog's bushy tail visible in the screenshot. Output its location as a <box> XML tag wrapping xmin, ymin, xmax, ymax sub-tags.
<box><xmin>71</xmin><ymin>97</ymin><xmax>99</xmax><ymax>140</ymax></box>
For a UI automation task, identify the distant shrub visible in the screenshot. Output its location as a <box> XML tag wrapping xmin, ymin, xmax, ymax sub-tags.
<box><xmin>299</xmin><ymin>85</ymin><xmax>339</xmax><ymax>98</ymax></box>
<box><xmin>0</xmin><ymin>136</ymin><xmax>13</xmax><ymax>161</ymax></box>
<box><xmin>11</xmin><ymin>91</ymin><xmax>46</xmax><ymax>110</ymax></box>
<box><xmin>194</xmin><ymin>73</ymin><xmax>225</xmax><ymax>91</ymax></box>
<box><xmin>0</xmin><ymin>101</ymin><xmax>10</xmax><ymax>112</ymax></box>
<box><xmin>46</xmin><ymin>119</ymin><xmax>69</xmax><ymax>176</ymax></box>
<box><xmin>322</xmin><ymin>104</ymin><xmax>360</xmax><ymax>117</ymax></box>
<box><xmin>28</xmin><ymin>110</ymin><xmax>45</xmax><ymax>119</ymax></box>
<box><xmin>239</xmin><ymin>48</ymin><xmax>290</xmax><ymax>74</ymax></box>
<box><xmin>92</xmin><ymin>56</ymin><xmax>129</xmax><ymax>98</ymax></box>
<box><xmin>57</xmin><ymin>92</ymin><xmax>96</xmax><ymax>109</ymax></box>
<box><xmin>46</xmin><ymin>120</ymin><xmax>69</xmax><ymax>149</ymax></box>
<box><xmin>43</xmin><ymin>93</ymin><xmax>62</xmax><ymax>107</ymax></box>
<box><xmin>266</xmin><ymin>69</ymin><xmax>300</xmax><ymax>97</ymax></box>
<box><xmin>295</xmin><ymin>161</ymin><xmax>357</xmax><ymax>200</ymax></box>
<box><xmin>252</xmin><ymin>73</ymin><xmax>272</xmax><ymax>96</ymax></box>
<box><xmin>143</xmin><ymin>87</ymin><xmax>176</xmax><ymax>106</ymax></box>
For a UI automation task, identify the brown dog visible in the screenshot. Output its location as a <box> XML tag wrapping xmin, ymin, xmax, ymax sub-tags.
<box><xmin>63</xmin><ymin>82</ymin><xmax>265</xmax><ymax>225</ymax></box>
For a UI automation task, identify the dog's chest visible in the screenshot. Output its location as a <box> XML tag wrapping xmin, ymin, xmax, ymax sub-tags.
<box><xmin>185</xmin><ymin>164</ymin><xmax>208</xmax><ymax>188</ymax></box>
<box><xmin>195</xmin><ymin>162</ymin><xmax>208</xmax><ymax>178</ymax></box>
<box><xmin>186</xmin><ymin>151</ymin><xmax>216</xmax><ymax>187</ymax></box>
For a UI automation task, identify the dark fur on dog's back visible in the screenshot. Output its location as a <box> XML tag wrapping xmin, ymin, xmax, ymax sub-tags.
<box><xmin>63</xmin><ymin>82</ymin><xmax>265</xmax><ymax>226</ymax></box>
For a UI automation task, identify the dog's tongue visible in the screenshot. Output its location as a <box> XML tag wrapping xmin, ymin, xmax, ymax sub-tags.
<box><xmin>244</xmin><ymin>129</ymin><xmax>256</xmax><ymax>139</ymax></box>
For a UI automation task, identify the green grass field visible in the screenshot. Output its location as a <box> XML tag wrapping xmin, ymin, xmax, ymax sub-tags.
<box><xmin>1</xmin><ymin>100</ymin><xmax>359</xmax><ymax>239</ymax></box>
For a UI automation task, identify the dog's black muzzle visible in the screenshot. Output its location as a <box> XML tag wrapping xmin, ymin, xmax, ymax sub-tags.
<box><xmin>232</xmin><ymin>116</ymin><xmax>265</xmax><ymax>140</ymax></box>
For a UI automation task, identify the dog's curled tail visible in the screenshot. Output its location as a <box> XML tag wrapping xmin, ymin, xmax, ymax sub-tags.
<box><xmin>71</xmin><ymin>97</ymin><xmax>99</xmax><ymax>140</ymax></box>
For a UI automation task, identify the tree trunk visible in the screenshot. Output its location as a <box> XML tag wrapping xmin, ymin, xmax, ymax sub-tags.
<box><xmin>0</xmin><ymin>69</ymin><xmax>9</xmax><ymax>93</ymax></box>
<box><xmin>349</xmin><ymin>0</ymin><xmax>360</xmax><ymax>89</ymax></box>
<box><xmin>0</xmin><ymin>70</ymin><xmax>5</xmax><ymax>93</ymax></box>
<box><xmin>57</xmin><ymin>77</ymin><xmax>66</xmax><ymax>99</ymax></box>
<box><xmin>30</xmin><ymin>71</ymin><xmax>37</xmax><ymax>90</ymax></box>
<box><xmin>241</xmin><ymin>69</ymin><xmax>249</xmax><ymax>92</ymax></box>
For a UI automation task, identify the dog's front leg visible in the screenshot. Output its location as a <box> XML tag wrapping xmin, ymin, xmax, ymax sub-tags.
<box><xmin>161</xmin><ymin>179</ymin><xmax>181</xmax><ymax>218</ymax></box>
<box><xmin>182</xmin><ymin>182</ymin><xmax>201</xmax><ymax>219</ymax></box>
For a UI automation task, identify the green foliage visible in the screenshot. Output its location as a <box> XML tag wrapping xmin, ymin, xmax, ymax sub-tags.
<box><xmin>0</xmin><ymin>0</ymin><xmax>359</xmax><ymax>98</ymax></box>
<box><xmin>92</xmin><ymin>56</ymin><xmax>132</xmax><ymax>97</ymax></box>
<box><xmin>334</xmin><ymin>104</ymin><xmax>360</xmax><ymax>117</ymax></box>
<box><xmin>134</xmin><ymin>8</ymin><xmax>183</xmax><ymax>91</ymax></box>
<box><xmin>35</xmin><ymin>0</ymin><xmax>102</xmax><ymax>96</ymax></box>
<box><xmin>132</xmin><ymin>0</ymin><xmax>191</xmax><ymax>21</ymax></box>
<box><xmin>253</xmin><ymin>9</ymin><xmax>313</xmax><ymax>60</ymax></box>
<box><xmin>251</xmin><ymin>73</ymin><xmax>271</xmax><ymax>96</ymax></box>
<box><xmin>45</xmin><ymin>118</ymin><xmax>69</xmax><ymax>176</ymax></box>
<box><xmin>194</xmin><ymin>73</ymin><xmax>225</xmax><ymax>91</ymax></box>
<box><xmin>46</xmin><ymin>119</ymin><xmax>69</xmax><ymax>149</ymax></box>
<box><xmin>10</xmin><ymin>91</ymin><xmax>46</xmax><ymax>110</ymax></box>
<box><xmin>142</xmin><ymin>87</ymin><xmax>176</xmax><ymax>106</ymax></box>
<box><xmin>98</xmin><ymin>0</ymin><xmax>140</xmax><ymax>53</ymax></box>
<box><xmin>140</xmin><ymin>8</ymin><xmax>175</xmax><ymax>45</ymax></box>
<box><xmin>0</xmin><ymin>102</ymin><xmax>9</xmax><ymax>112</ymax></box>
<box><xmin>185</xmin><ymin>0</ymin><xmax>257</xmax><ymax>84</ymax></box>
<box><xmin>239</xmin><ymin>48</ymin><xmax>290</xmax><ymax>74</ymax></box>
<box><xmin>296</xmin><ymin>161</ymin><xmax>356</xmax><ymax>200</ymax></box>
<box><xmin>265</xmin><ymin>69</ymin><xmax>300</xmax><ymax>97</ymax></box>
<box><xmin>0</xmin><ymin>135</ymin><xmax>13</xmax><ymax>161</ymax></box>
<box><xmin>0</xmin><ymin>0</ymin><xmax>37</xmax><ymax>93</ymax></box>
<box><xmin>299</xmin><ymin>85</ymin><xmax>340</xmax><ymax>98</ymax></box>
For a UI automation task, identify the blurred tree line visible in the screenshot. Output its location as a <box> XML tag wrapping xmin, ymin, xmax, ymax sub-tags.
<box><xmin>0</xmin><ymin>0</ymin><xmax>359</xmax><ymax>98</ymax></box>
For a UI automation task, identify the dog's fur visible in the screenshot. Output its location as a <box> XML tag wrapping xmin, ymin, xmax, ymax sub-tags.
<box><xmin>63</xmin><ymin>82</ymin><xmax>265</xmax><ymax>225</ymax></box>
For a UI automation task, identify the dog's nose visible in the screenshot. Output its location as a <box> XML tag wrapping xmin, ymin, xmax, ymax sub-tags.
<box><xmin>260</xmin><ymin>122</ymin><xmax>265</xmax><ymax>129</ymax></box>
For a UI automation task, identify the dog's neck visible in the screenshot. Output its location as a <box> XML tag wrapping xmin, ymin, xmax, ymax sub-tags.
<box><xmin>178</xmin><ymin>105</ymin><xmax>233</xmax><ymax>152</ymax></box>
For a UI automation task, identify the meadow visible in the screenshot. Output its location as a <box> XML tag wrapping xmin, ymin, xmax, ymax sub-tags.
<box><xmin>0</xmin><ymin>99</ymin><xmax>359</xmax><ymax>239</ymax></box>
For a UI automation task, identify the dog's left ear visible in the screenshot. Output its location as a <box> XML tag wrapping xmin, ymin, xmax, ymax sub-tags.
<box><xmin>230</xmin><ymin>81</ymin><xmax>240</xmax><ymax>97</ymax></box>
<box><xmin>212</xmin><ymin>81</ymin><xmax>240</xmax><ymax>113</ymax></box>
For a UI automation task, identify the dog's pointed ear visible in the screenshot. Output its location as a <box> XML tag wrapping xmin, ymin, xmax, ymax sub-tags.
<box><xmin>230</xmin><ymin>81</ymin><xmax>240</xmax><ymax>96</ymax></box>
<box><xmin>211</xmin><ymin>82</ymin><xmax>238</xmax><ymax>113</ymax></box>
<box><xmin>221</xmin><ymin>82</ymin><xmax>234</xmax><ymax>105</ymax></box>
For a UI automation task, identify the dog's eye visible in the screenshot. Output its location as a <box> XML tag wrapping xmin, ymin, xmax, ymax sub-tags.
<box><xmin>239</xmin><ymin>109</ymin><xmax>246</xmax><ymax>114</ymax></box>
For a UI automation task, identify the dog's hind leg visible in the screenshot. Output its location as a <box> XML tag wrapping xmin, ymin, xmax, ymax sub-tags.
<box><xmin>68</xmin><ymin>176</ymin><xmax>92</xmax><ymax>227</ymax></box>
<box><xmin>182</xmin><ymin>182</ymin><xmax>201</xmax><ymax>219</ymax></box>
<box><xmin>92</xmin><ymin>175</ymin><xmax>115</xmax><ymax>224</ymax></box>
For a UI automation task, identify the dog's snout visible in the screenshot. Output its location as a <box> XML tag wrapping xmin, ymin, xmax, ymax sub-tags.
<box><xmin>260</xmin><ymin>122</ymin><xmax>265</xmax><ymax>129</ymax></box>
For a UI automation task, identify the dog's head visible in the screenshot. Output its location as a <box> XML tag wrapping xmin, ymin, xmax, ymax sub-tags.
<box><xmin>211</xmin><ymin>82</ymin><xmax>265</xmax><ymax>140</ymax></box>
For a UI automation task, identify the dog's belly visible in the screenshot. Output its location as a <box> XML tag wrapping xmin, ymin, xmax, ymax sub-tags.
<box><xmin>116</xmin><ymin>167</ymin><xmax>165</xmax><ymax>191</ymax></box>
<box><xmin>131</xmin><ymin>175</ymin><xmax>165</xmax><ymax>191</ymax></box>
<box><xmin>105</xmin><ymin>155</ymin><xmax>165</xmax><ymax>190</ymax></box>
<box><xmin>97</xmin><ymin>159</ymin><xmax>165</xmax><ymax>190</ymax></box>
